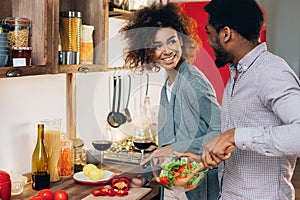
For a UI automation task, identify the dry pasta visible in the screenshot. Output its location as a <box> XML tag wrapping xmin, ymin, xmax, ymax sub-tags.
<box><xmin>44</xmin><ymin>130</ymin><xmax>61</xmax><ymax>182</ymax></box>
<box><xmin>7</xmin><ymin>29</ymin><xmax>29</xmax><ymax>47</ymax></box>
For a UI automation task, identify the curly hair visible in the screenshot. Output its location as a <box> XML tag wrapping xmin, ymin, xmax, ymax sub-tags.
<box><xmin>120</xmin><ymin>2</ymin><xmax>201</xmax><ymax>72</ymax></box>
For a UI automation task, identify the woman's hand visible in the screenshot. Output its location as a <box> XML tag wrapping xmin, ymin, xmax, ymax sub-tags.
<box><xmin>140</xmin><ymin>145</ymin><xmax>173</xmax><ymax>166</ymax></box>
<box><xmin>173</xmin><ymin>151</ymin><xmax>201</xmax><ymax>162</ymax></box>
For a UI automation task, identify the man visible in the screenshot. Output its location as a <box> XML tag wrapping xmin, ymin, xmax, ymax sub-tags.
<box><xmin>177</xmin><ymin>0</ymin><xmax>300</xmax><ymax>199</ymax></box>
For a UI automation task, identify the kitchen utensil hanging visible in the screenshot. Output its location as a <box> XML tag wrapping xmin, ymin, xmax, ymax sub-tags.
<box><xmin>107</xmin><ymin>75</ymin><xmax>126</xmax><ymax>128</ymax></box>
<box><xmin>143</xmin><ymin>73</ymin><xmax>152</xmax><ymax>122</ymax></box>
<box><xmin>123</xmin><ymin>74</ymin><xmax>132</xmax><ymax>122</ymax></box>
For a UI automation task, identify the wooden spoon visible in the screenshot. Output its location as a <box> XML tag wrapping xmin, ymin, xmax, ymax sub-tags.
<box><xmin>173</xmin><ymin>145</ymin><xmax>236</xmax><ymax>187</ymax></box>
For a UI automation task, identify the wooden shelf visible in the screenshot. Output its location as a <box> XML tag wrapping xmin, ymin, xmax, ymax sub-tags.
<box><xmin>0</xmin><ymin>65</ymin><xmax>50</xmax><ymax>78</ymax></box>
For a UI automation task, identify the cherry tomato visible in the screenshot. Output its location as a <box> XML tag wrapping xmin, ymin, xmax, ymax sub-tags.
<box><xmin>54</xmin><ymin>190</ymin><xmax>68</xmax><ymax>200</ymax></box>
<box><xmin>29</xmin><ymin>196</ymin><xmax>44</xmax><ymax>200</ymax></box>
<box><xmin>38</xmin><ymin>189</ymin><xmax>54</xmax><ymax>200</ymax></box>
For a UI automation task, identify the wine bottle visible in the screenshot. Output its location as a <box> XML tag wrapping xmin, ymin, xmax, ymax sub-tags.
<box><xmin>32</xmin><ymin>124</ymin><xmax>50</xmax><ymax>190</ymax></box>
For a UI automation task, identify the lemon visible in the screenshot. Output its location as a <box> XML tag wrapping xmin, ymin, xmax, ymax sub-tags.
<box><xmin>83</xmin><ymin>164</ymin><xmax>97</xmax><ymax>176</ymax></box>
<box><xmin>88</xmin><ymin>168</ymin><xmax>104</xmax><ymax>180</ymax></box>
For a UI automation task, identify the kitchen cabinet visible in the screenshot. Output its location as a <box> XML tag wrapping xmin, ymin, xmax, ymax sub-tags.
<box><xmin>0</xmin><ymin>0</ymin><xmax>109</xmax><ymax>78</ymax></box>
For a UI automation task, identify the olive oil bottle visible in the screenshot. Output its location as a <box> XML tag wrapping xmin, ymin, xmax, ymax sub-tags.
<box><xmin>31</xmin><ymin>124</ymin><xmax>50</xmax><ymax>190</ymax></box>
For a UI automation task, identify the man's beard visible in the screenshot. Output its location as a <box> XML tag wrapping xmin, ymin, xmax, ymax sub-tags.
<box><xmin>213</xmin><ymin>39</ymin><xmax>232</xmax><ymax>68</ymax></box>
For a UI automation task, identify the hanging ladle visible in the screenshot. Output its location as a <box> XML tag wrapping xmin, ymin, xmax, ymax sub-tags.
<box><xmin>123</xmin><ymin>74</ymin><xmax>132</xmax><ymax>122</ymax></box>
<box><xmin>107</xmin><ymin>76</ymin><xmax>127</xmax><ymax>128</ymax></box>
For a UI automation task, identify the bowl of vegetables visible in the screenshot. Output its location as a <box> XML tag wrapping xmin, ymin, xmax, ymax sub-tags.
<box><xmin>150</xmin><ymin>155</ymin><xmax>208</xmax><ymax>191</ymax></box>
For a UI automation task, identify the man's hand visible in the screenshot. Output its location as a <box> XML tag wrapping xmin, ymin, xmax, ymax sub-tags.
<box><xmin>140</xmin><ymin>145</ymin><xmax>173</xmax><ymax>166</ymax></box>
<box><xmin>202</xmin><ymin>128</ymin><xmax>236</xmax><ymax>169</ymax></box>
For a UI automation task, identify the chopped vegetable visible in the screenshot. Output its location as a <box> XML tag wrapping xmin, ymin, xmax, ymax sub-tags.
<box><xmin>157</xmin><ymin>157</ymin><xmax>206</xmax><ymax>190</ymax></box>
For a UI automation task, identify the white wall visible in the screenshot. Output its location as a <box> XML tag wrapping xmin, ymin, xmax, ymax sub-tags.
<box><xmin>258</xmin><ymin>0</ymin><xmax>300</xmax><ymax>76</ymax></box>
<box><xmin>0</xmin><ymin>74</ymin><xmax>66</xmax><ymax>174</ymax></box>
<box><xmin>0</xmin><ymin>0</ymin><xmax>299</xmax><ymax>174</ymax></box>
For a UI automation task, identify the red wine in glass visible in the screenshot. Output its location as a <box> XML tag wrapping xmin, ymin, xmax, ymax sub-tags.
<box><xmin>133</xmin><ymin>140</ymin><xmax>152</xmax><ymax>150</ymax></box>
<box><xmin>133</xmin><ymin>138</ymin><xmax>152</xmax><ymax>161</ymax></box>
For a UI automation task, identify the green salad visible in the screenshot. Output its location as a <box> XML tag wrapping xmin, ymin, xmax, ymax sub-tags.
<box><xmin>156</xmin><ymin>157</ymin><xmax>206</xmax><ymax>190</ymax></box>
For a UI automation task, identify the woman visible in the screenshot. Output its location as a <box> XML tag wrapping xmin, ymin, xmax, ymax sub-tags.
<box><xmin>120</xmin><ymin>3</ymin><xmax>221</xmax><ymax>200</ymax></box>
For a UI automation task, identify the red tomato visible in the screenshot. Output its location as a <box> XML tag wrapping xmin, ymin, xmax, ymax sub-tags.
<box><xmin>29</xmin><ymin>196</ymin><xmax>44</xmax><ymax>200</ymax></box>
<box><xmin>54</xmin><ymin>190</ymin><xmax>68</xmax><ymax>200</ymax></box>
<box><xmin>38</xmin><ymin>189</ymin><xmax>54</xmax><ymax>200</ymax></box>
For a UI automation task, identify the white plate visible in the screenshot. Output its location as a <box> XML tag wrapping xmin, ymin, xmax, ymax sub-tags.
<box><xmin>73</xmin><ymin>170</ymin><xmax>114</xmax><ymax>185</ymax></box>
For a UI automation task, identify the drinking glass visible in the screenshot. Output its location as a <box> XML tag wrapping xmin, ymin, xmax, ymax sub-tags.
<box><xmin>133</xmin><ymin>126</ymin><xmax>153</xmax><ymax>162</ymax></box>
<box><xmin>92</xmin><ymin>130</ymin><xmax>112</xmax><ymax>168</ymax></box>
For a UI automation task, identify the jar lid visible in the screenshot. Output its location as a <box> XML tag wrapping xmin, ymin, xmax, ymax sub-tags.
<box><xmin>3</xmin><ymin>17</ymin><xmax>31</xmax><ymax>25</ymax></box>
<box><xmin>72</xmin><ymin>138</ymin><xmax>84</xmax><ymax>148</ymax></box>
<box><xmin>60</xmin><ymin>11</ymin><xmax>81</xmax><ymax>18</ymax></box>
<box><xmin>0</xmin><ymin>170</ymin><xmax>10</xmax><ymax>181</ymax></box>
<box><xmin>11</xmin><ymin>47</ymin><xmax>32</xmax><ymax>51</ymax></box>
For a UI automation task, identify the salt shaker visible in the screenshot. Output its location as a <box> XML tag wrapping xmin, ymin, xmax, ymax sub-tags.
<box><xmin>0</xmin><ymin>170</ymin><xmax>11</xmax><ymax>200</ymax></box>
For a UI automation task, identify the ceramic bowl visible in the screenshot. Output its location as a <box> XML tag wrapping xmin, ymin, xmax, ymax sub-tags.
<box><xmin>150</xmin><ymin>155</ymin><xmax>208</xmax><ymax>191</ymax></box>
<box><xmin>10</xmin><ymin>173</ymin><xmax>27</xmax><ymax>195</ymax></box>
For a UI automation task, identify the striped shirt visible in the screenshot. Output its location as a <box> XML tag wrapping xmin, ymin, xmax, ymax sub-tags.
<box><xmin>219</xmin><ymin>42</ymin><xmax>300</xmax><ymax>200</ymax></box>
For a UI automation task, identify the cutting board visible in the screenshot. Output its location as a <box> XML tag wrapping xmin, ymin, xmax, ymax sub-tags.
<box><xmin>82</xmin><ymin>187</ymin><xmax>152</xmax><ymax>200</ymax></box>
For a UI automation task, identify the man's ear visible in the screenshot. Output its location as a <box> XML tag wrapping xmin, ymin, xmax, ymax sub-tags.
<box><xmin>222</xmin><ymin>26</ymin><xmax>231</xmax><ymax>43</ymax></box>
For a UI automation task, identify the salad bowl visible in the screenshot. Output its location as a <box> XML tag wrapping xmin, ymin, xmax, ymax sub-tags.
<box><xmin>150</xmin><ymin>155</ymin><xmax>208</xmax><ymax>191</ymax></box>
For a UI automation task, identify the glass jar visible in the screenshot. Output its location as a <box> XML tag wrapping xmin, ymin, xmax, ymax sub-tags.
<box><xmin>2</xmin><ymin>17</ymin><xmax>31</xmax><ymax>48</ymax></box>
<box><xmin>58</xmin><ymin>135</ymin><xmax>74</xmax><ymax>177</ymax></box>
<box><xmin>11</xmin><ymin>46</ymin><xmax>32</xmax><ymax>66</ymax></box>
<box><xmin>72</xmin><ymin>138</ymin><xmax>86</xmax><ymax>173</ymax></box>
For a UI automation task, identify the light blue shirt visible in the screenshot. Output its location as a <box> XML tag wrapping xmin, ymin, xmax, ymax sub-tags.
<box><xmin>220</xmin><ymin>42</ymin><xmax>300</xmax><ymax>200</ymax></box>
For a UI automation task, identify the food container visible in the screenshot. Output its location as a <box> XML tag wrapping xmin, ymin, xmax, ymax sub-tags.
<box><xmin>1</xmin><ymin>17</ymin><xmax>31</xmax><ymax>48</ymax></box>
<box><xmin>72</xmin><ymin>138</ymin><xmax>87</xmax><ymax>173</ymax></box>
<box><xmin>59</xmin><ymin>11</ymin><xmax>81</xmax><ymax>64</ymax></box>
<box><xmin>11</xmin><ymin>46</ymin><xmax>32</xmax><ymax>66</ymax></box>
<box><xmin>58</xmin><ymin>135</ymin><xmax>74</xmax><ymax>177</ymax></box>
<box><xmin>150</xmin><ymin>155</ymin><xmax>208</xmax><ymax>191</ymax></box>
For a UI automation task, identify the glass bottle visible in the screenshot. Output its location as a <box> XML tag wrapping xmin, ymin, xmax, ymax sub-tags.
<box><xmin>31</xmin><ymin>124</ymin><xmax>50</xmax><ymax>190</ymax></box>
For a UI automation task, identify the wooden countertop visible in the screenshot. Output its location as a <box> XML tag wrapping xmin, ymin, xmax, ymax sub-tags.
<box><xmin>12</xmin><ymin>162</ymin><xmax>160</xmax><ymax>200</ymax></box>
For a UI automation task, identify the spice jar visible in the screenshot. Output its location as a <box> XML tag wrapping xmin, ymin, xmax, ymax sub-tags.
<box><xmin>0</xmin><ymin>170</ymin><xmax>11</xmax><ymax>200</ymax></box>
<box><xmin>58</xmin><ymin>135</ymin><xmax>74</xmax><ymax>177</ymax></box>
<box><xmin>11</xmin><ymin>47</ymin><xmax>32</xmax><ymax>66</ymax></box>
<box><xmin>72</xmin><ymin>138</ymin><xmax>87</xmax><ymax>173</ymax></box>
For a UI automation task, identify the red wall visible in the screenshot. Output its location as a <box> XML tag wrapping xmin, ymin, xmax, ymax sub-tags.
<box><xmin>178</xmin><ymin>1</ymin><xmax>266</xmax><ymax>105</ymax></box>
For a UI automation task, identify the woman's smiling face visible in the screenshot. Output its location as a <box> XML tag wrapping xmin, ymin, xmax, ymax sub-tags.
<box><xmin>152</xmin><ymin>28</ymin><xmax>183</xmax><ymax>70</ymax></box>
